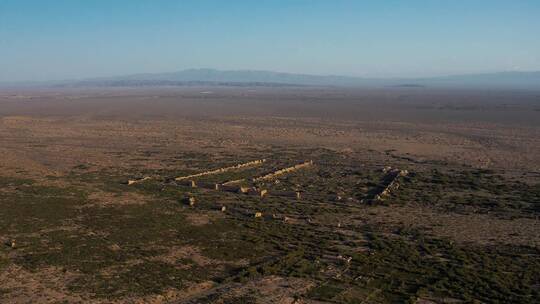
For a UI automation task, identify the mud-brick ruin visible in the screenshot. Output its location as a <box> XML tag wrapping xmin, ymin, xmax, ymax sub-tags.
<box><xmin>367</xmin><ymin>168</ymin><xmax>408</xmax><ymax>202</ymax></box>
<box><xmin>252</xmin><ymin>160</ymin><xmax>313</xmax><ymax>182</ymax></box>
<box><xmin>175</xmin><ymin>159</ymin><xmax>266</xmax><ymax>181</ymax></box>
<box><xmin>127</xmin><ymin>158</ymin><xmax>408</xmax><ymax>206</ymax></box>
<box><xmin>170</xmin><ymin>160</ymin><xmax>314</xmax><ymax>200</ymax></box>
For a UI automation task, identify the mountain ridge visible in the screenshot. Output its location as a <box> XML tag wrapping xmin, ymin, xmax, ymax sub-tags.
<box><xmin>2</xmin><ymin>69</ymin><xmax>540</xmax><ymax>89</ymax></box>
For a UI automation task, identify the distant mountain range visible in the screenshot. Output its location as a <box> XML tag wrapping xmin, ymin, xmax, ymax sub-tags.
<box><xmin>3</xmin><ymin>69</ymin><xmax>540</xmax><ymax>89</ymax></box>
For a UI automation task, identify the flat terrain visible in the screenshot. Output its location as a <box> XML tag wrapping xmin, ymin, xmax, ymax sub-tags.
<box><xmin>0</xmin><ymin>87</ymin><xmax>539</xmax><ymax>303</ymax></box>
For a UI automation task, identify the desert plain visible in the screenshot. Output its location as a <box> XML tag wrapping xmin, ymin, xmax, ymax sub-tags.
<box><xmin>0</xmin><ymin>87</ymin><xmax>539</xmax><ymax>303</ymax></box>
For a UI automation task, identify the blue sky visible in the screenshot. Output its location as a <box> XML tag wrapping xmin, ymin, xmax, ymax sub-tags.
<box><xmin>1</xmin><ymin>0</ymin><xmax>539</xmax><ymax>81</ymax></box>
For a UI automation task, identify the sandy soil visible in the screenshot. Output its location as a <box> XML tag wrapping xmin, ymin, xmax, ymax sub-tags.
<box><xmin>0</xmin><ymin>87</ymin><xmax>538</xmax><ymax>303</ymax></box>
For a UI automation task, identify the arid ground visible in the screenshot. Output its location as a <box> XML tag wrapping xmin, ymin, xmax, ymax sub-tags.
<box><xmin>0</xmin><ymin>87</ymin><xmax>539</xmax><ymax>303</ymax></box>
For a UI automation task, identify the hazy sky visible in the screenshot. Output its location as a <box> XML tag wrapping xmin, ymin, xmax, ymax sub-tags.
<box><xmin>1</xmin><ymin>0</ymin><xmax>539</xmax><ymax>81</ymax></box>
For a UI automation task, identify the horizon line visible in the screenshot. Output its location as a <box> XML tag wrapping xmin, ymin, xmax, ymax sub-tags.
<box><xmin>2</xmin><ymin>68</ymin><xmax>540</xmax><ymax>85</ymax></box>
